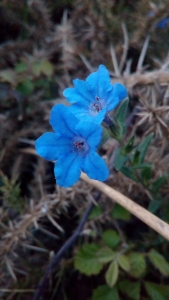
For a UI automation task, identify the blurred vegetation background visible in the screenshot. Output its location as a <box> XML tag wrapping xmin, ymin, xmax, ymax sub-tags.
<box><xmin>1</xmin><ymin>0</ymin><xmax>169</xmax><ymax>299</ymax></box>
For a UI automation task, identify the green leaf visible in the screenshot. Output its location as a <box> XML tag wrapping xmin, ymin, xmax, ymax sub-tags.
<box><xmin>97</xmin><ymin>247</ymin><xmax>116</xmax><ymax>263</ymax></box>
<box><xmin>115</xmin><ymin>97</ymin><xmax>129</xmax><ymax>127</ymax></box>
<box><xmin>15</xmin><ymin>62</ymin><xmax>27</xmax><ymax>73</ymax></box>
<box><xmin>74</xmin><ymin>244</ymin><xmax>103</xmax><ymax>276</ymax></box>
<box><xmin>120</xmin><ymin>166</ymin><xmax>138</xmax><ymax>182</ymax></box>
<box><xmin>132</xmin><ymin>150</ymin><xmax>140</xmax><ymax>166</ymax></box>
<box><xmin>110</xmin><ymin>97</ymin><xmax>129</xmax><ymax>139</ymax></box>
<box><xmin>119</xmin><ymin>280</ymin><xmax>141</xmax><ymax>300</ymax></box>
<box><xmin>148</xmin><ymin>200</ymin><xmax>162</xmax><ymax>213</ymax></box>
<box><xmin>147</xmin><ymin>249</ymin><xmax>169</xmax><ymax>276</ymax></box>
<box><xmin>141</xmin><ymin>167</ymin><xmax>152</xmax><ymax>184</ymax></box>
<box><xmin>128</xmin><ymin>252</ymin><xmax>146</xmax><ymax>278</ymax></box>
<box><xmin>136</xmin><ymin>133</ymin><xmax>154</xmax><ymax>164</ymax></box>
<box><xmin>111</xmin><ymin>203</ymin><xmax>131</xmax><ymax>221</ymax></box>
<box><xmin>144</xmin><ymin>281</ymin><xmax>169</xmax><ymax>300</ymax></box>
<box><xmin>41</xmin><ymin>59</ymin><xmax>54</xmax><ymax>77</ymax></box>
<box><xmin>91</xmin><ymin>285</ymin><xmax>119</xmax><ymax>300</ymax></box>
<box><xmin>151</xmin><ymin>175</ymin><xmax>168</xmax><ymax>195</ymax></box>
<box><xmin>17</xmin><ymin>78</ymin><xmax>34</xmax><ymax>96</ymax></box>
<box><xmin>131</xmin><ymin>163</ymin><xmax>152</xmax><ymax>170</ymax></box>
<box><xmin>105</xmin><ymin>260</ymin><xmax>119</xmax><ymax>287</ymax></box>
<box><xmin>123</xmin><ymin>136</ymin><xmax>135</xmax><ymax>154</ymax></box>
<box><xmin>114</xmin><ymin>149</ymin><xmax>128</xmax><ymax>171</ymax></box>
<box><xmin>89</xmin><ymin>205</ymin><xmax>103</xmax><ymax>220</ymax></box>
<box><xmin>118</xmin><ymin>254</ymin><xmax>130</xmax><ymax>271</ymax></box>
<box><xmin>102</xmin><ymin>230</ymin><xmax>120</xmax><ymax>249</ymax></box>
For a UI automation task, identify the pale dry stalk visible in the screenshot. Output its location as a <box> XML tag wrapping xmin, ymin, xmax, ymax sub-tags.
<box><xmin>81</xmin><ymin>173</ymin><xmax>169</xmax><ymax>241</ymax></box>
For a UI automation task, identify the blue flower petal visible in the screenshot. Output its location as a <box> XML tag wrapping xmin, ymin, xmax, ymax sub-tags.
<box><xmin>69</xmin><ymin>103</ymin><xmax>106</xmax><ymax>124</ymax></box>
<box><xmin>82</xmin><ymin>152</ymin><xmax>109</xmax><ymax>181</ymax></box>
<box><xmin>107</xmin><ymin>83</ymin><xmax>127</xmax><ymax>111</ymax></box>
<box><xmin>86</xmin><ymin>65</ymin><xmax>112</xmax><ymax>99</ymax></box>
<box><xmin>35</xmin><ymin>132</ymin><xmax>59</xmax><ymax>160</ymax></box>
<box><xmin>54</xmin><ymin>153</ymin><xmax>82</xmax><ymax>187</ymax></box>
<box><xmin>54</xmin><ymin>136</ymin><xmax>73</xmax><ymax>158</ymax></box>
<box><xmin>73</xmin><ymin>79</ymin><xmax>93</xmax><ymax>102</ymax></box>
<box><xmin>75</xmin><ymin>121</ymin><xmax>102</xmax><ymax>150</ymax></box>
<box><xmin>50</xmin><ymin>104</ymin><xmax>77</xmax><ymax>137</ymax></box>
<box><xmin>63</xmin><ymin>87</ymin><xmax>85</xmax><ymax>103</ymax></box>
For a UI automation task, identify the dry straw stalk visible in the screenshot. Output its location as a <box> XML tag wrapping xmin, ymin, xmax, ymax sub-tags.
<box><xmin>81</xmin><ymin>173</ymin><xmax>169</xmax><ymax>241</ymax></box>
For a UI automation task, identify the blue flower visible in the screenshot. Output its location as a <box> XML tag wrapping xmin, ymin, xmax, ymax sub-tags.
<box><xmin>35</xmin><ymin>104</ymin><xmax>109</xmax><ymax>187</ymax></box>
<box><xmin>156</xmin><ymin>17</ymin><xmax>169</xmax><ymax>29</ymax></box>
<box><xmin>63</xmin><ymin>65</ymin><xmax>127</xmax><ymax>124</ymax></box>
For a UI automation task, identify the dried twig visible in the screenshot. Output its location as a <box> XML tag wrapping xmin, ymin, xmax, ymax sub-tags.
<box><xmin>137</xmin><ymin>35</ymin><xmax>150</xmax><ymax>71</ymax></box>
<box><xmin>81</xmin><ymin>173</ymin><xmax>169</xmax><ymax>241</ymax></box>
<box><xmin>119</xmin><ymin>23</ymin><xmax>129</xmax><ymax>73</ymax></box>
<box><xmin>33</xmin><ymin>193</ymin><xmax>100</xmax><ymax>300</ymax></box>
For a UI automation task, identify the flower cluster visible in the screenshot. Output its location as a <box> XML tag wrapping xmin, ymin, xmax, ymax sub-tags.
<box><xmin>35</xmin><ymin>65</ymin><xmax>127</xmax><ymax>187</ymax></box>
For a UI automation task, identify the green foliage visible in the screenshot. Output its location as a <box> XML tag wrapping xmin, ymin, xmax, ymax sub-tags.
<box><xmin>102</xmin><ymin>230</ymin><xmax>120</xmax><ymax>249</ymax></box>
<box><xmin>114</xmin><ymin>148</ymin><xmax>128</xmax><ymax>171</ymax></box>
<box><xmin>91</xmin><ymin>285</ymin><xmax>119</xmax><ymax>300</ymax></box>
<box><xmin>89</xmin><ymin>205</ymin><xmax>103</xmax><ymax>220</ymax></box>
<box><xmin>109</xmin><ymin>97</ymin><xmax>129</xmax><ymax>140</ymax></box>
<box><xmin>141</xmin><ymin>166</ymin><xmax>153</xmax><ymax>185</ymax></box>
<box><xmin>17</xmin><ymin>78</ymin><xmax>34</xmax><ymax>96</ymax></box>
<box><xmin>148</xmin><ymin>200</ymin><xmax>162</xmax><ymax>213</ymax></box>
<box><xmin>120</xmin><ymin>166</ymin><xmax>138</xmax><ymax>182</ymax></box>
<box><xmin>119</xmin><ymin>280</ymin><xmax>141</xmax><ymax>300</ymax></box>
<box><xmin>97</xmin><ymin>247</ymin><xmax>116</xmax><ymax>263</ymax></box>
<box><xmin>0</xmin><ymin>173</ymin><xmax>24</xmax><ymax>212</ymax></box>
<box><xmin>123</xmin><ymin>136</ymin><xmax>135</xmax><ymax>154</ymax></box>
<box><xmin>105</xmin><ymin>260</ymin><xmax>119</xmax><ymax>287</ymax></box>
<box><xmin>135</xmin><ymin>133</ymin><xmax>154</xmax><ymax>164</ymax></box>
<box><xmin>147</xmin><ymin>249</ymin><xmax>169</xmax><ymax>276</ymax></box>
<box><xmin>111</xmin><ymin>203</ymin><xmax>131</xmax><ymax>221</ymax></box>
<box><xmin>144</xmin><ymin>282</ymin><xmax>169</xmax><ymax>300</ymax></box>
<box><xmin>128</xmin><ymin>252</ymin><xmax>146</xmax><ymax>278</ymax></box>
<box><xmin>74</xmin><ymin>244</ymin><xmax>103</xmax><ymax>275</ymax></box>
<box><xmin>151</xmin><ymin>175</ymin><xmax>168</xmax><ymax>195</ymax></box>
<box><xmin>117</xmin><ymin>254</ymin><xmax>130</xmax><ymax>272</ymax></box>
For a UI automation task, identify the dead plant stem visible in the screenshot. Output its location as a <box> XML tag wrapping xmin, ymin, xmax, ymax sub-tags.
<box><xmin>81</xmin><ymin>173</ymin><xmax>169</xmax><ymax>241</ymax></box>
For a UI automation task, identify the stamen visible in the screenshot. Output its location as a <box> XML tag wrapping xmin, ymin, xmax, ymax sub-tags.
<box><xmin>95</xmin><ymin>96</ymin><xmax>100</xmax><ymax>101</ymax></box>
<box><xmin>93</xmin><ymin>102</ymin><xmax>102</xmax><ymax>112</ymax></box>
<box><xmin>74</xmin><ymin>141</ymin><xmax>84</xmax><ymax>149</ymax></box>
<box><xmin>73</xmin><ymin>137</ymin><xmax>89</xmax><ymax>154</ymax></box>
